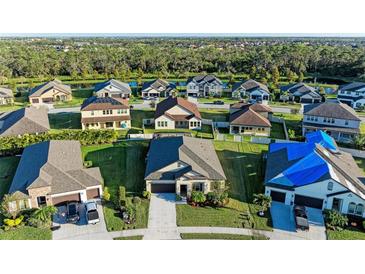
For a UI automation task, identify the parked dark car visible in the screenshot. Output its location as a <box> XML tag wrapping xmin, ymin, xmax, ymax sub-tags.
<box><xmin>66</xmin><ymin>202</ymin><xmax>80</xmax><ymax>224</ymax></box>
<box><xmin>213</xmin><ymin>100</ymin><xmax>224</xmax><ymax>105</ymax></box>
<box><xmin>294</xmin><ymin>205</ymin><xmax>309</xmax><ymax>231</ymax></box>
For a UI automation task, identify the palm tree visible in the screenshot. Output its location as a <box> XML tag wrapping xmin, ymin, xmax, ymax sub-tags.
<box><xmin>253</xmin><ymin>194</ymin><xmax>272</xmax><ymax>217</ymax></box>
<box><xmin>32</xmin><ymin>205</ymin><xmax>58</xmax><ymax>224</ymax></box>
<box><xmin>352</xmin><ymin>135</ymin><xmax>365</xmax><ymax>150</ymax></box>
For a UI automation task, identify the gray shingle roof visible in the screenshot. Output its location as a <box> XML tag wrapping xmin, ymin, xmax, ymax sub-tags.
<box><xmin>94</xmin><ymin>79</ymin><xmax>131</xmax><ymax>94</ymax></box>
<box><xmin>9</xmin><ymin>140</ymin><xmax>102</xmax><ymax>196</ymax></box>
<box><xmin>232</xmin><ymin>79</ymin><xmax>269</xmax><ymax>93</ymax></box>
<box><xmin>338</xmin><ymin>82</ymin><xmax>365</xmax><ymax>92</ymax></box>
<box><xmin>0</xmin><ymin>87</ymin><xmax>13</xmax><ymax>98</ymax></box>
<box><xmin>0</xmin><ymin>107</ymin><xmax>50</xmax><ymax>137</ymax></box>
<box><xmin>187</xmin><ymin>75</ymin><xmax>223</xmax><ymax>85</ymax></box>
<box><xmin>145</xmin><ymin>136</ymin><xmax>226</xmax><ymax>181</ymax></box>
<box><xmin>81</xmin><ymin>96</ymin><xmax>129</xmax><ymax>111</ymax></box>
<box><xmin>141</xmin><ymin>79</ymin><xmax>176</xmax><ymax>93</ymax></box>
<box><xmin>303</xmin><ymin>101</ymin><xmax>361</xmax><ymax>121</ymax></box>
<box><xmin>30</xmin><ymin>79</ymin><xmax>71</xmax><ymax>98</ymax></box>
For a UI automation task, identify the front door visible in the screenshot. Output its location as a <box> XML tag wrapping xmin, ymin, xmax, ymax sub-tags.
<box><xmin>332</xmin><ymin>198</ymin><xmax>343</xmax><ymax>212</ymax></box>
<box><xmin>180</xmin><ymin>185</ymin><xmax>187</xmax><ymax>197</ymax></box>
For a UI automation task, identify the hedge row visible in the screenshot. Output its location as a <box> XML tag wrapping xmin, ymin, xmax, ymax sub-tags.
<box><xmin>0</xmin><ymin>130</ymin><xmax>119</xmax><ymax>154</ymax></box>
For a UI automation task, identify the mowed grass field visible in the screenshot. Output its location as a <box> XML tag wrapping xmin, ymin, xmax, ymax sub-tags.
<box><xmin>48</xmin><ymin>113</ymin><xmax>82</xmax><ymax>129</ymax></box>
<box><xmin>0</xmin><ymin>156</ymin><xmax>20</xmax><ymax>200</ymax></box>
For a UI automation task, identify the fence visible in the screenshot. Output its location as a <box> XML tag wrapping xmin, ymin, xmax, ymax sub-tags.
<box><xmin>251</xmin><ymin>137</ymin><xmax>271</xmax><ymax>144</ymax></box>
<box><xmin>128</xmin><ymin>134</ymin><xmax>154</xmax><ymax>140</ymax></box>
<box><xmin>269</xmin><ymin>116</ymin><xmax>289</xmax><ymax>140</ymax></box>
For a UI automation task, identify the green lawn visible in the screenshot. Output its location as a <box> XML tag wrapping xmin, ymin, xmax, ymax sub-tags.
<box><xmin>103</xmin><ymin>198</ymin><xmax>149</xmax><ymax>231</ymax></box>
<box><xmin>270</xmin><ymin>122</ymin><xmax>286</xmax><ymax>140</ymax></box>
<box><xmin>355</xmin><ymin>157</ymin><xmax>365</xmax><ymax>175</ymax></box>
<box><xmin>130</xmin><ymin>109</ymin><xmax>154</xmax><ymax>130</ymax></box>
<box><xmin>54</xmin><ymin>88</ymin><xmax>93</xmax><ymax>108</ymax></box>
<box><xmin>176</xmin><ymin>141</ymin><xmax>272</xmax><ymax>231</ymax></box>
<box><xmin>48</xmin><ymin>113</ymin><xmax>82</xmax><ymax>129</ymax></box>
<box><xmin>198</xmin><ymin>98</ymin><xmax>239</xmax><ymax>105</ymax></box>
<box><xmin>82</xmin><ymin>141</ymin><xmax>150</xmax><ymax>231</ymax></box>
<box><xmin>200</xmin><ymin>108</ymin><xmax>229</xmax><ymax>122</ymax></box>
<box><xmin>269</xmin><ymin>101</ymin><xmax>301</xmax><ymax>109</ymax></box>
<box><xmin>113</xmin><ymin>235</ymin><xmax>144</xmax><ymax>240</ymax></box>
<box><xmin>0</xmin><ymin>226</ymin><xmax>52</xmax><ymax>240</ymax></box>
<box><xmin>0</xmin><ymin>156</ymin><xmax>20</xmax><ymax>200</ymax></box>
<box><xmin>327</xmin><ymin>228</ymin><xmax>365</xmax><ymax>240</ymax></box>
<box><xmin>180</xmin><ymin>233</ymin><xmax>267</xmax><ymax>240</ymax></box>
<box><xmin>273</xmin><ymin>113</ymin><xmax>303</xmax><ymax>137</ymax></box>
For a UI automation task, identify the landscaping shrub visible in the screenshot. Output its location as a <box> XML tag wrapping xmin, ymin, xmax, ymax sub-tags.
<box><xmin>190</xmin><ymin>191</ymin><xmax>206</xmax><ymax>206</ymax></box>
<box><xmin>253</xmin><ymin>194</ymin><xmax>272</xmax><ymax>216</ymax></box>
<box><xmin>175</xmin><ymin>194</ymin><xmax>182</xmax><ymax>201</ymax></box>
<box><xmin>142</xmin><ymin>191</ymin><xmax>151</xmax><ymax>200</ymax></box>
<box><xmin>3</xmin><ymin>215</ymin><xmax>24</xmax><ymax>228</ymax></box>
<box><xmin>362</xmin><ymin>220</ymin><xmax>365</xmax><ymax>230</ymax></box>
<box><xmin>206</xmin><ymin>191</ymin><xmax>228</xmax><ymax>207</ymax></box>
<box><xmin>132</xmin><ymin>196</ymin><xmax>141</xmax><ymax>205</ymax></box>
<box><xmin>0</xmin><ymin>129</ymin><xmax>119</xmax><ymax>154</ymax></box>
<box><xmin>103</xmin><ymin>187</ymin><xmax>111</xmax><ymax>202</ymax></box>
<box><xmin>324</xmin><ymin>209</ymin><xmax>348</xmax><ymax>231</ymax></box>
<box><xmin>84</xmin><ymin>160</ymin><xmax>93</xmax><ymax>168</ymax></box>
<box><xmin>119</xmin><ymin>186</ymin><xmax>126</xmax><ymax>206</ymax></box>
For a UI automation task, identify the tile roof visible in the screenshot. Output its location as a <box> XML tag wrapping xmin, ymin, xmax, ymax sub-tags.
<box><xmin>145</xmin><ymin>136</ymin><xmax>226</xmax><ymax>181</ymax></box>
<box><xmin>229</xmin><ymin>104</ymin><xmax>271</xmax><ymax>127</ymax></box>
<box><xmin>303</xmin><ymin>101</ymin><xmax>361</xmax><ymax>121</ymax></box>
<box><xmin>94</xmin><ymin>79</ymin><xmax>131</xmax><ymax>94</ymax></box>
<box><xmin>30</xmin><ymin>79</ymin><xmax>71</xmax><ymax>98</ymax></box>
<box><xmin>154</xmin><ymin>96</ymin><xmax>201</xmax><ymax>120</ymax></box>
<box><xmin>0</xmin><ymin>107</ymin><xmax>50</xmax><ymax>137</ymax></box>
<box><xmin>9</xmin><ymin>140</ymin><xmax>102</xmax><ymax>196</ymax></box>
<box><xmin>81</xmin><ymin>96</ymin><xmax>129</xmax><ymax>111</ymax></box>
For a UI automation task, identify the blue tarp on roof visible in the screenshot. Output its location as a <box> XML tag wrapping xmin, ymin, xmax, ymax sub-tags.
<box><xmin>268</xmin><ymin>130</ymin><xmax>335</xmax><ymax>187</ymax></box>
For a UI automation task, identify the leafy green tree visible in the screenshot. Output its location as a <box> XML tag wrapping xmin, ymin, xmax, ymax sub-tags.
<box><xmin>103</xmin><ymin>187</ymin><xmax>111</xmax><ymax>202</ymax></box>
<box><xmin>32</xmin><ymin>206</ymin><xmax>58</xmax><ymax>225</ymax></box>
<box><xmin>1</xmin><ymin>194</ymin><xmax>20</xmax><ymax>219</ymax></box>
<box><xmin>253</xmin><ymin>194</ymin><xmax>272</xmax><ymax>216</ymax></box>
<box><xmin>271</xmin><ymin>66</ymin><xmax>280</xmax><ymax>86</ymax></box>
<box><xmin>298</xmin><ymin>72</ymin><xmax>304</xmax><ymax>82</ymax></box>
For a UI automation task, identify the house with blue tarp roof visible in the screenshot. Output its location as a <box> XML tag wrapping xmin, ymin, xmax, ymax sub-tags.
<box><xmin>264</xmin><ymin>130</ymin><xmax>365</xmax><ymax>217</ymax></box>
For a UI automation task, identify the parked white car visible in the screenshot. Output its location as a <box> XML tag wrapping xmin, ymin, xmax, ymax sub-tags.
<box><xmin>85</xmin><ymin>201</ymin><xmax>100</xmax><ymax>225</ymax></box>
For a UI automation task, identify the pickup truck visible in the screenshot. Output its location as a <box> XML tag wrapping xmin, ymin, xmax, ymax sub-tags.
<box><xmin>85</xmin><ymin>201</ymin><xmax>100</xmax><ymax>225</ymax></box>
<box><xmin>294</xmin><ymin>205</ymin><xmax>309</xmax><ymax>231</ymax></box>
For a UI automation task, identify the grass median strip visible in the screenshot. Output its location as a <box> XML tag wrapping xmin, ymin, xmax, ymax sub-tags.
<box><xmin>180</xmin><ymin>233</ymin><xmax>267</xmax><ymax>240</ymax></box>
<box><xmin>113</xmin><ymin>235</ymin><xmax>144</xmax><ymax>240</ymax></box>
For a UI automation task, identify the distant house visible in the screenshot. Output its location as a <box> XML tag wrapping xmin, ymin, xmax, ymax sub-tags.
<box><xmin>144</xmin><ymin>136</ymin><xmax>226</xmax><ymax>197</ymax></box>
<box><xmin>0</xmin><ymin>107</ymin><xmax>50</xmax><ymax>137</ymax></box>
<box><xmin>231</xmin><ymin>79</ymin><xmax>270</xmax><ymax>102</ymax></box>
<box><xmin>80</xmin><ymin>96</ymin><xmax>131</xmax><ymax>130</ymax></box>
<box><xmin>186</xmin><ymin>75</ymin><xmax>223</xmax><ymax>97</ymax></box>
<box><xmin>303</xmin><ymin>101</ymin><xmax>361</xmax><ymax>143</ymax></box>
<box><xmin>154</xmin><ymin>96</ymin><xmax>201</xmax><ymax>130</ymax></box>
<box><xmin>280</xmin><ymin>82</ymin><xmax>322</xmax><ymax>103</ymax></box>
<box><xmin>29</xmin><ymin>79</ymin><xmax>72</xmax><ymax>107</ymax></box>
<box><xmin>141</xmin><ymin>79</ymin><xmax>176</xmax><ymax>98</ymax></box>
<box><xmin>337</xmin><ymin>82</ymin><xmax>365</xmax><ymax>109</ymax></box>
<box><xmin>229</xmin><ymin>103</ymin><xmax>272</xmax><ymax>136</ymax></box>
<box><xmin>0</xmin><ymin>87</ymin><xmax>14</xmax><ymax>105</ymax></box>
<box><xmin>94</xmin><ymin>79</ymin><xmax>131</xmax><ymax>99</ymax></box>
<box><xmin>265</xmin><ymin>130</ymin><xmax>365</xmax><ymax>217</ymax></box>
<box><xmin>8</xmin><ymin>140</ymin><xmax>103</xmax><ymax>210</ymax></box>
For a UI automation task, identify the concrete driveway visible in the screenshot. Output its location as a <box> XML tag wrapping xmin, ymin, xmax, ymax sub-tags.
<box><xmin>52</xmin><ymin>200</ymin><xmax>110</xmax><ymax>240</ymax></box>
<box><xmin>270</xmin><ymin>201</ymin><xmax>326</xmax><ymax>240</ymax></box>
<box><xmin>143</xmin><ymin>193</ymin><xmax>180</xmax><ymax>240</ymax></box>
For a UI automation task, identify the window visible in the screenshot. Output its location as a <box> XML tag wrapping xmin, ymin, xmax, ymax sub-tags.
<box><xmin>91</xmin><ymin>111</ymin><xmax>94</xmax><ymax>116</ymax></box>
<box><xmin>327</xmin><ymin>181</ymin><xmax>333</xmax><ymax>191</ymax></box>
<box><xmin>348</xmin><ymin>202</ymin><xmax>356</xmax><ymax>214</ymax></box>
<box><xmin>37</xmin><ymin>196</ymin><xmax>47</xmax><ymax>207</ymax></box>
<box><xmin>193</xmin><ymin>183</ymin><xmax>203</xmax><ymax>191</ymax></box>
<box><xmin>164</xmin><ymin>121</ymin><xmax>167</xmax><ymax>127</ymax></box>
<box><xmin>345</xmin><ymin>120</ymin><xmax>349</xmax><ymax>125</ymax></box>
<box><xmin>355</xmin><ymin>204</ymin><xmax>364</xmax><ymax>216</ymax></box>
<box><xmin>18</xmin><ymin>199</ymin><xmax>26</xmax><ymax>210</ymax></box>
<box><xmin>9</xmin><ymin>201</ymin><xmax>17</xmax><ymax>212</ymax></box>
<box><xmin>157</xmin><ymin>121</ymin><xmax>161</xmax><ymax>127</ymax></box>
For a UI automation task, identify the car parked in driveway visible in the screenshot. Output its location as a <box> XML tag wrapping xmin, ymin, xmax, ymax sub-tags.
<box><xmin>66</xmin><ymin>202</ymin><xmax>80</xmax><ymax>224</ymax></box>
<box><xmin>85</xmin><ymin>201</ymin><xmax>100</xmax><ymax>225</ymax></box>
<box><xmin>294</xmin><ymin>205</ymin><xmax>309</xmax><ymax>231</ymax></box>
<box><xmin>213</xmin><ymin>100</ymin><xmax>224</xmax><ymax>105</ymax></box>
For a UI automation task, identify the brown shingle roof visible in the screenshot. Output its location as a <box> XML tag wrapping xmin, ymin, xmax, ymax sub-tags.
<box><xmin>30</xmin><ymin>79</ymin><xmax>71</xmax><ymax>98</ymax></box>
<box><xmin>155</xmin><ymin>96</ymin><xmax>201</xmax><ymax>120</ymax></box>
<box><xmin>304</xmin><ymin>101</ymin><xmax>361</xmax><ymax>121</ymax></box>
<box><xmin>229</xmin><ymin>103</ymin><xmax>271</xmax><ymax>127</ymax></box>
<box><xmin>231</xmin><ymin>102</ymin><xmax>272</xmax><ymax>113</ymax></box>
<box><xmin>81</xmin><ymin>96</ymin><xmax>129</xmax><ymax>111</ymax></box>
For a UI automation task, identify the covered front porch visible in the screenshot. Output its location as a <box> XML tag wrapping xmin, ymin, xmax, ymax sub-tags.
<box><xmin>229</xmin><ymin>125</ymin><xmax>270</xmax><ymax>136</ymax></box>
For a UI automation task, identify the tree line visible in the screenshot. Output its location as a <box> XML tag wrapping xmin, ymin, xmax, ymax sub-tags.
<box><xmin>0</xmin><ymin>38</ymin><xmax>365</xmax><ymax>83</ymax></box>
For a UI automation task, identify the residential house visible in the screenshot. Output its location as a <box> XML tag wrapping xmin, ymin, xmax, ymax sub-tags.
<box><xmin>141</xmin><ymin>79</ymin><xmax>176</xmax><ymax>98</ymax></box>
<box><xmin>337</xmin><ymin>82</ymin><xmax>365</xmax><ymax>109</ymax></box>
<box><xmin>303</xmin><ymin>101</ymin><xmax>361</xmax><ymax>143</ymax></box>
<box><xmin>265</xmin><ymin>130</ymin><xmax>365</xmax><ymax>218</ymax></box>
<box><xmin>144</xmin><ymin>136</ymin><xmax>226</xmax><ymax>197</ymax></box>
<box><xmin>0</xmin><ymin>87</ymin><xmax>14</xmax><ymax>105</ymax></box>
<box><xmin>94</xmin><ymin>79</ymin><xmax>131</xmax><ymax>99</ymax></box>
<box><xmin>29</xmin><ymin>79</ymin><xmax>72</xmax><ymax>107</ymax></box>
<box><xmin>280</xmin><ymin>82</ymin><xmax>322</xmax><ymax>103</ymax></box>
<box><xmin>186</xmin><ymin>75</ymin><xmax>223</xmax><ymax>97</ymax></box>
<box><xmin>8</xmin><ymin>140</ymin><xmax>103</xmax><ymax>210</ymax></box>
<box><xmin>80</xmin><ymin>96</ymin><xmax>131</xmax><ymax>130</ymax></box>
<box><xmin>229</xmin><ymin>102</ymin><xmax>272</xmax><ymax>136</ymax></box>
<box><xmin>231</xmin><ymin>79</ymin><xmax>270</xmax><ymax>102</ymax></box>
<box><xmin>154</xmin><ymin>96</ymin><xmax>201</xmax><ymax>130</ymax></box>
<box><xmin>0</xmin><ymin>107</ymin><xmax>50</xmax><ymax>137</ymax></box>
